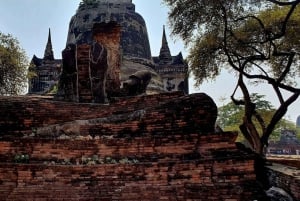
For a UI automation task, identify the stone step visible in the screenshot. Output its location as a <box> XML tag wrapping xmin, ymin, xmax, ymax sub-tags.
<box><xmin>0</xmin><ymin>159</ymin><xmax>259</xmax><ymax>201</ymax></box>
<box><xmin>0</xmin><ymin>92</ymin><xmax>266</xmax><ymax>200</ymax></box>
<box><xmin>0</xmin><ymin>132</ymin><xmax>242</xmax><ymax>165</ymax></box>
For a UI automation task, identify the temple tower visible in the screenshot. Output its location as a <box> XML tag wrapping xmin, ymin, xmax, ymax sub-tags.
<box><xmin>28</xmin><ymin>29</ymin><xmax>62</xmax><ymax>94</ymax></box>
<box><xmin>153</xmin><ymin>27</ymin><xmax>189</xmax><ymax>94</ymax></box>
<box><xmin>43</xmin><ymin>29</ymin><xmax>54</xmax><ymax>61</ymax></box>
<box><xmin>297</xmin><ymin>115</ymin><xmax>300</xmax><ymax>128</ymax></box>
<box><xmin>159</xmin><ymin>26</ymin><xmax>172</xmax><ymax>65</ymax></box>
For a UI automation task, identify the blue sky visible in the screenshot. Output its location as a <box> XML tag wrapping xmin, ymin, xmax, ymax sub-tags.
<box><xmin>0</xmin><ymin>0</ymin><xmax>299</xmax><ymax>123</ymax></box>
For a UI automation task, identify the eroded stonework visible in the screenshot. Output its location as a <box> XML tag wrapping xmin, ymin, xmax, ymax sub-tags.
<box><xmin>56</xmin><ymin>22</ymin><xmax>121</xmax><ymax>103</ymax></box>
<box><xmin>67</xmin><ymin>0</ymin><xmax>165</xmax><ymax>95</ymax></box>
<box><xmin>68</xmin><ymin>0</ymin><xmax>151</xmax><ymax>60</ymax></box>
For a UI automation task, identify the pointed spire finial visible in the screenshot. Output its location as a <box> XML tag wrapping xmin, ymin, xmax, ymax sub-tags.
<box><xmin>43</xmin><ymin>28</ymin><xmax>55</xmax><ymax>60</ymax></box>
<box><xmin>162</xmin><ymin>25</ymin><xmax>167</xmax><ymax>44</ymax></box>
<box><xmin>159</xmin><ymin>25</ymin><xmax>172</xmax><ymax>64</ymax></box>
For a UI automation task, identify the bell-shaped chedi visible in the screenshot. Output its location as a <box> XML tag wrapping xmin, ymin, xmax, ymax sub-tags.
<box><xmin>63</xmin><ymin>0</ymin><xmax>163</xmax><ymax>97</ymax></box>
<box><xmin>67</xmin><ymin>0</ymin><xmax>152</xmax><ymax>61</ymax></box>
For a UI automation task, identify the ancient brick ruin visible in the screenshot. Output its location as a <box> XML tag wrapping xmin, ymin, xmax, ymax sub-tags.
<box><xmin>0</xmin><ymin>92</ymin><xmax>267</xmax><ymax>200</ymax></box>
<box><xmin>55</xmin><ymin>22</ymin><xmax>122</xmax><ymax>103</ymax></box>
<box><xmin>4</xmin><ymin>0</ymin><xmax>298</xmax><ymax>200</ymax></box>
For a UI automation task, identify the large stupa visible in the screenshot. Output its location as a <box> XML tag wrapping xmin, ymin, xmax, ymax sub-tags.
<box><xmin>65</xmin><ymin>0</ymin><xmax>163</xmax><ymax>94</ymax></box>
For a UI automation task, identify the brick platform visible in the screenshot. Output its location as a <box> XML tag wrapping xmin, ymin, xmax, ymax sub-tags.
<box><xmin>0</xmin><ymin>92</ymin><xmax>266</xmax><ymax>200</ymax></box>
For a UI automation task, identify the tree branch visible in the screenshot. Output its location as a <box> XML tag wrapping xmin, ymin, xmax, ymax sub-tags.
<box><xmin>266</xmin><ymin>0</ymin><xmax>300</xmax><ymax>6</ymax></box>
<box><xmin>261</xmin><ymin>92</ymin><xmax>300</xmax><ymax>146</ymax></box>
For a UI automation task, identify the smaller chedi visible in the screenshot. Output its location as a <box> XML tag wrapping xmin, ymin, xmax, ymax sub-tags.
<box><xmin>28</xmin><ymin>29</ymin><xmax>62</xmax><ymax>94</ymax></box>
<box><xmin>153</xmin><ymin>26</ymin><xmax>188</xmax><ymax>93</ymax></box>
<box><xmin>297</xmin><ymin>115</ymin><xmax>300</xmax><ymax>128</ymax></box>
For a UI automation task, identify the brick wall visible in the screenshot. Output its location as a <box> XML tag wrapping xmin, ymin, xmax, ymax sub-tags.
<box><xmin>266</xmin><ymin>164</ymin><xmax>300</xmax><ymax>200</ymax></box>
<box><xmin>0</xmin><ymin>92</ymin><xmax>266</xmax><ymax>200</ymax></box>
<box><xmin>0</xmin><ymin>92</ymin><xmax>183</xmax><ymax>135</ymax></box>
<box><xmin>93</xmin><ymin>22</ymin><xmax>121</xmax><ymax>93</ymax></box>
<box><xmin>0</xmin><ymin>133</ymin><xmax>263</xmax><ymax>201</ymax></box>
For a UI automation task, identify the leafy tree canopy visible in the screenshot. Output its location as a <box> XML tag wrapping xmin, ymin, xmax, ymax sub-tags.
<box><xmin>0</xmin><ymin>32</ymin><xmax>28</xmax><ymax>95</ymax></box>
<box><xmin>218</xmin><ymin>93</ymin><xmax>296</xmax><ymax>142</ymax></box>
<box><xmin>164</xmin><ymin>1</ymin><xmax>300</xmax><ymax>85</ymax></box>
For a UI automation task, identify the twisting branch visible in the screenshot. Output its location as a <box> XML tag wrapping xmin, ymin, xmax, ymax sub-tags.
<box><xmin>266</xmin><ymin>0</ymin><xmax>300</xmax><ymax>6</ymax></box>
<box><xmin>261</xmin><ymin>92</ymin><xmax>300</xmax><ymax>146</ymax></box>
<box><xmin>276</xmin><ymin>52</ymin><xmax>296</xmax><ymax>83</ymax></box>
<box><xmin>268</xmin><ymin>1</ymin><xmax>300</xmax><ymax>40</ymax></box>
<box><xmin>254</xmin><ymin>110</ymin><xmax>267</xmax><ymax>134</ymax></box>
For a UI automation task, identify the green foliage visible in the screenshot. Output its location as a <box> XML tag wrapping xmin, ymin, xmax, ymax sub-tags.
<box><xmin>218</xmin><ymin>94</ymin><xmax>295</xmax><ymax>142</ymax></box>
<box><xmin>27</xmin><ymin>63</ymin><xmax>37</xmax><ymax>80</ymax></box>
<box><xmin>231</xmin><ymin>6</ymin><xmax>300</xmax><ymax>83</ymax></box>
<box><xmin>48</xmin><ymin>84</ymin><xmax>58</xmax><ymax>94</ymax></box>
<box><xmin>174</xmin><ymin>3</ymin><xmax>300</xmax><ymax>85</ymax></box>
<box><xmin>297</xmin><ymin>127</ymin><xmax>300</xmax><ymax>140</ymax></box>
<box><xmin>0</xmin><ymin>32</ymin><xmax>29</xmax><ymax>95</ymax></box>
<box><xmin>14</xmin><ymin>154</ymin><xmax>29</xmax><ymax>163</ymax></box>
<box><xmin>163</xmin><ymin>0</ymin><xmax>300</xmax><ymax>86</ymax></box>
<box><xmin>164</xmin><ymin>0</ymin><xmax>270</xmax><ymax>84</ymax></box>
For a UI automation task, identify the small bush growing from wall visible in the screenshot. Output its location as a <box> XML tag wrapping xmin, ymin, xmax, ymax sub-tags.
<box><xmin>14</xmin><ymin>154</ymin><xmax>29</xmax><ymax>163</ymax></box>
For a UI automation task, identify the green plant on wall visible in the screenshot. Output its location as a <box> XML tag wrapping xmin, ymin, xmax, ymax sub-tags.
<box><xmin>297</xmin><ymin>127</ymin><xmax>300</xmax><ymax>140</ymax></box>
<box><xmin>14</xmin><ymin>154</ymin><xmax>29</xmax><ymax>164</ymax></box>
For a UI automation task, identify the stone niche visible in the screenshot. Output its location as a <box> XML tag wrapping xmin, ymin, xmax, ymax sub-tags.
<box><xmin>92</xmin><ymin>22</ymin><xmax>121</xmax><ymax>95</ymax></box>
<box><xmin>55</xmin><ymin>22</ymin><xmax>121</xmax><ymax>103</ymax></box>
